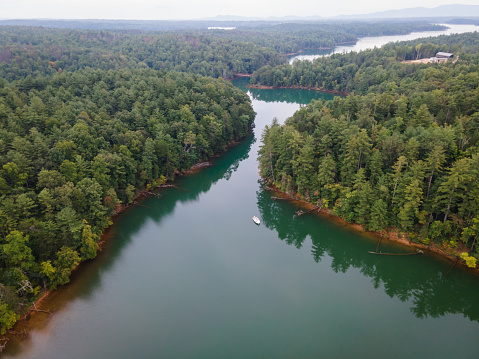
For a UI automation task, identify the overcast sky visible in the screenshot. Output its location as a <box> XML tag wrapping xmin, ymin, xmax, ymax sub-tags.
<box><xmin>1</xmin><ymin>0</ymin><xmax>478</xmax><ymax>20</ymax></box>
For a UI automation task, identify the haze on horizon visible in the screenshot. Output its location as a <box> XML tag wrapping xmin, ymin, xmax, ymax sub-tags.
<box><xmin>1</xmin><ymin>0</ymin><xmax>479</xmax><ymax>20</ymax></box>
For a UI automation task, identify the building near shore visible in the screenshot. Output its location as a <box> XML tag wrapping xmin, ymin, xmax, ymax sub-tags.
<box><xmin>403</xmin><ymin>52</ymin><xmax>455</xmax><ymax>64</ymax></box>
<box><xmin>436</xmin><ymin>52</ymin><xmax>454</xmax><ymax>59</ymax></box>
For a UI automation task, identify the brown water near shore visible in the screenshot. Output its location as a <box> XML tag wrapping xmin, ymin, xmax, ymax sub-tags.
<box><xmin>0</xmin><ymin>133</ymin><xmax>250</xmax><ymax>353</ymax></box>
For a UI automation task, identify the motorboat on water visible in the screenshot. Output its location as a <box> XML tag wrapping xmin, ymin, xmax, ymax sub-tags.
<box><xmin>252</xmin><ymin>216</ymin><xmax>260</xmax><ymax>225</ymax></box>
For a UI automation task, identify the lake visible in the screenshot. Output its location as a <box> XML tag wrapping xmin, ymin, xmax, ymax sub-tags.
<box><xmin>5</xmin><ymin>45</ymin><xmax>479</xmax><ymax>359</ymax></box>
<box><xmin>288</xmin><ymin>23</ymin><xmax>479</xmax><ymax>63</ymax></box>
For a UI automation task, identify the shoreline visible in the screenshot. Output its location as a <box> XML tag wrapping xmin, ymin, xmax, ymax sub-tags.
<box><xmin>247</xmin><ymin>83</ymin><xmax>348</xmax><ymax>96</ymax></box>
<box><xmin>233</xmin><ymin>72</ymin><xmax>348</xmax><ymax>96</ymax></box>
<box><xmin>263</xmin><ymin>182</ymin><xmax>478</xmax><ymax>274</ymax></box>
<box><xmin>0</xmin><ymin>131</ymin><xmax>253</xmax><ymax>354</ymax></box>
<box><xmin>281</xmin><ymin>42</ymin><xmax>357</xmax><ymax>57</ymax></box>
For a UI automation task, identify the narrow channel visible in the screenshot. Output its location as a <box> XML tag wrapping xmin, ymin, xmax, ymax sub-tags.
<box><xmin>5</xmin><ymin>68</ymin><xmax>479</xmax><ymax>359</ymax></box>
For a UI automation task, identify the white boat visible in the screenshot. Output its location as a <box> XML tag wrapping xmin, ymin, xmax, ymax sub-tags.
<box><xmin>252</xmin><ymin>216</ymin><xmax>260</xmax><ymax>225</ymax></box>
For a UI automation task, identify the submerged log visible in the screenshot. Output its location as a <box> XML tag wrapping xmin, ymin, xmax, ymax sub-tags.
<box><xmin>271</xmin><ymin>196</ymin><xmax>291</xmax><ymax>201</ymax></box>
<box><xmin>0</xmin><ymin>339</ymin><xmax>8</xmax><ymax>354</ymax></box>
<box><xmin>156</xmin><ymin>184</ymin><xmax>179</xmax><ymax>189</ymax></box>
<box><xmin>296</xmin><ymin>205</ymin><xmax>321</xmax><ymax>217</ymax></box>
<box><xmin>376</xmin><ymin>236</ymin><xmax>383</xmax><ymax>253</ymax></box>
<box><xmin>445</xmin><ymin>257</ymin><xmax>460</xmax><ymax>277</ymax></box>
<box><xmin>31</xmin><ymin>308</ymin><xmax>52</xmax><ymax>314</ymax></box>
<box><xmin>133</xmin><ymin>203</ymin><xmax>152</xmax><ymax>209</ymax></box>
<box><xmin>368</xmin><ymin>250</ymin><xmax>424</xmax><ymax>255</ymax></box>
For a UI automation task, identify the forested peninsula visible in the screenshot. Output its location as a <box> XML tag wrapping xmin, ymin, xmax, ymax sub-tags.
<box><xmin>257</xmin><ymin>31</ymin><xmax>479</xmax><ymax>269</ymax></box>
<box><xmin>0</xmin><ymin>26</ymin><xmax>265</xmax><ymax>335</ymax></box>
<box><xmin>0</xmin><ymin>22</ymin><xmax>476</xmax><ymax>337</ymax></box>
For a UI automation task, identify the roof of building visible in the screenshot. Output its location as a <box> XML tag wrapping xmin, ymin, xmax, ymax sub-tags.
<box><xmin>436</xmin><ymin>52</ymin><xmax>454</xmax><ymax>58</ymax></box>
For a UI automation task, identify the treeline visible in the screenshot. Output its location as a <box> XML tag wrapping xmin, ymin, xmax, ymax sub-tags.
<box><xmin>0</xmin><ymin>23</ymin><xmax>449</xmax><ymax>84</ymax></box>
<box><xmin>194</xmin><ymin>22</ymin><xmax>446</xmax><ymax>54</ymax></box>
<box><xmin>258</xmin><ymin>33</ymin><xmax>479</xmax><ymax>267</ymax></box>
<box><xmin>0</xmin><ymin>68</ymin><xmax>255</xmax><ymax>333</ymax></box>
<box><xmin>250</xmin><ymin>32</ymin><xmax>479</xmax><ymax>94</ymax></box>
<box><xmin>0</xmin><ymin>26</ymin><xmax>282</xmax><ymax>82</ymax></box>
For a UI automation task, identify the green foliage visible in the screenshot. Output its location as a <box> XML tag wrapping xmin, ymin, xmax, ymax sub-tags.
<box><xmin>200</xmin><ymin>22</ymin><xmax>445</xmax><ymax>55</ymax></box>
<box><xmin>258</xmin><ymin>32</ymin><xmax>479</xmax><ymax>253</ymax></box>
<box><xmin>40</xmin><ymin>260</ymin><xmax>56</xmax><ymax>280</ymax></box>
<box><xmin>80</xmin><ymin>221</ymin><xmax>99</xmax><ymax>261</ymax></box>
<box><xmin>0</xmin><ymin>300</ymin><xmax>18</xmax><ymax>335</ymax></box>
<box><xmin>1</xmin><ymin>231</ymin><xmax>35</xmax><ymax>271</ymax></box>
<box><xmin>0</xmin><ymin>27</ymin><xmax>282</xmax><ymax>82</ymax></box>
<box><xmin>251</xmin><ymin>31</ymin><xmax>479</xmax><ymax>97</ymax></box>
<box><xmin>0</xmin><ymin>19</ymin><xmax>475</xmax><ymax>337</ymax></box>
<box><xmin>0</xmin><ymin>27</ymin><xmax>257</xmax><ymax>326</ymax></box>
<box><xmin>47</xmin><ymin>247</ymin><xmax>81</xmax><ymax>289</ymax></box>
<box><xmin>0</xmin><ymin>67</ymin><xmax>255</xmax><ymax>301</ymax></box>
<box><xmin>460</xmin><ymin>252</ymin><xmax>477</xmax><ymax>268</ymax></box>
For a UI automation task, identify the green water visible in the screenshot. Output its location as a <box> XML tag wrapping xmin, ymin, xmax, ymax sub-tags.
<box><xmin>5</xmin><ymin>78</ymin><xmax>479</xmax><ymax>359</ymax></box>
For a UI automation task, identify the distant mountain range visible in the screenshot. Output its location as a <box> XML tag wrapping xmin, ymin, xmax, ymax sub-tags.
<box><xmin>1</xmin><ymin>4</ymin><xmax>478</xmax><ymax>29</ymax></box>
<box><xmin>337</xmin><ymin>4</ymin><xmax>479</xmax><ymax>19</ymax></box>
<box><xmin>200</xmin><ymin>15</ymin><xmax>323</xmax><ymax>21</ymax></box>
<box><xmin>201</xmin><ymin>4</ymin><xmax>479</xmax><ymax>21</ymax></box>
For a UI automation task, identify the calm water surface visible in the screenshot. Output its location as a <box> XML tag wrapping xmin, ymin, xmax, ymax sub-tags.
<box><xmin>5</xmin><ymin>78</ymin><xmax>479</xmax><ymax>359</ymax></box>
<box><xmin>289</xmin><ymin>24</ymin><xmax>479</xmax><ymax>63</ymax></box>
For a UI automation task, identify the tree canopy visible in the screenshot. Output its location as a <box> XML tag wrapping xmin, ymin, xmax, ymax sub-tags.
<box><xmin>258</xmin><ymin>31</ymin><xmax>479</xmax><ymax>268</ymax></box>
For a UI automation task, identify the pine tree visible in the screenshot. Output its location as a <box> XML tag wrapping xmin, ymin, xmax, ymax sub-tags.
<box><xmin>436</xmin><ymin>157</ymin><xmax>473</xmax><ymax>224</ymax></box>
<box><xmin>369</xmin><ymin>199</ymin><xmax>388</xmax><ymax>232</ymax></box>
<box><xmin>425</xmin><ymin>145</ymin><xmax>445</xmax><ymax>199</ymax></box>
<box><xmin>317</xmin><ymin>154</ymin><xmax>337</xmax><ymax>200</ymax></box>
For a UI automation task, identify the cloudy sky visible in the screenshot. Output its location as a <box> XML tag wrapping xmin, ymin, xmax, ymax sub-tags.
<box><xmin>1</xmin><ymin>0</ymin><xmax>478</xmax><ymax>20</ymax></box>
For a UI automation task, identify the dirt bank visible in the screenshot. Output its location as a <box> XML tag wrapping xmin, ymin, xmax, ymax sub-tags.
<box><xmin>263</xmin><ymin>182</ymin><xmax>478</xmax><ymax>273</ymax></box>
<box><xmin>0</xmin><ymin>133</ymin><xmax>253</xmax><ymax>354</ymax></box>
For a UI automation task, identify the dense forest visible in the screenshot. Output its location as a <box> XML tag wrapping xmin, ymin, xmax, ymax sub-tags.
<box><xmin>250</xmin><ymin>32</ymin><xmax>479</xmax><ymax>93</ymax></box>
<box><xmin>191</xmin><ymin>22</ymin><xmax>445</xmax><ymax>54</ymax></box>
<box><xmin>0</xmin><ymin>27</ymin><xmax>283</xmax><ymax>81</ymax></box>
<box><xmin>0</xmin><ymin>21</ymin><xmax>475</xmax><ymax>335</ymax></box>
<box><xmin>0</xmin><ymin>22</ymin><xmax>446</xmax><ymax>82</ymax></box>
<box><xmin>0</xmin><ymin>66</ymin><xmax>255</xmax><ymax>333</ymax></box>
<box><xmin>258</xmin><ymin>31</ymin><xmax>479</xmax><ymax>270</ymax></box>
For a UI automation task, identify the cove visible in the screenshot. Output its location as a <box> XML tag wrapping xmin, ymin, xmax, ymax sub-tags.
<box><xmin>4</xmin><ymin>78</ymin><xmax>479</xmax><ymax>359</ymax></box>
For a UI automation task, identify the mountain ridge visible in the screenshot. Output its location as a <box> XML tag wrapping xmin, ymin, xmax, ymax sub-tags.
<box><xmin>336</xmin><ymin>4</ymin><xmax>479</xmax><ymax>19</ymax></box>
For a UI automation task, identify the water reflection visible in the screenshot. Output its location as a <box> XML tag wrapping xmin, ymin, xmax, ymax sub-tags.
<box><xmin>88</xmin><ymin>134</ymin><xmax>254</xmax><ymax>294</ymax></box>
<box><xmin>4</xmin><ymin>132</ymin><xmax>255</xmax><ymax>357</ymax></box>
<box><xmin>256</xmin><ymin>186</ymin><xmax>479</xmax><ymax>322</ymax></box>
<box><xmin>234</xmin><ymin>77</ymin><xmax>336</xmax><ymax>105</ymax></box>
<box><xmin>8</xmin><ymin>63</ymin><xmax>479</xmax><ymax>359</ymax></box>
<box><xmin>126</xmin><ymin>132</ymin><xmax>253</xmax><ymax>227</ymax></box>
